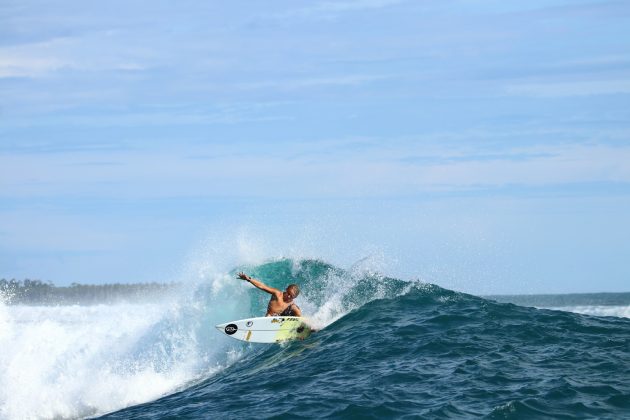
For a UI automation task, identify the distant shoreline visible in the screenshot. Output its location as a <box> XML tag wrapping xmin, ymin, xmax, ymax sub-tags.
<box><xmin>3</xmin><ymin>278</ymin><xmax>629</xmax><ymax>307</ymax></box>
<box><xmin>0</xmin><ymin>279</ymin><xmax>178</xmax><ymax>305</ymax></box>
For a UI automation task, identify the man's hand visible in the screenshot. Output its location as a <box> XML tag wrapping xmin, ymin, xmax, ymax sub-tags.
<box><xmin>236</xmin><ymin>273</ymin><xmax>278</xmax><ymax>295</ymax></box>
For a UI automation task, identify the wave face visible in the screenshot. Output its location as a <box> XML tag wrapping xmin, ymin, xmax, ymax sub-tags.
<box><xmin>2</xmin><ymin>259</ymin><xmax>630</xmax><ymax>419</ymax></box>
<box><xmin>98</xmin><ymin>260</ymin><xmax>629</xmax><ymax>420</ymax></box>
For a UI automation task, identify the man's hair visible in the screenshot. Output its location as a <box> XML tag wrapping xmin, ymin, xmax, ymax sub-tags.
<box><xmin>287</xmin><ymin>284</ymin><xmax>300</xmax><ymax>297</ymax></box>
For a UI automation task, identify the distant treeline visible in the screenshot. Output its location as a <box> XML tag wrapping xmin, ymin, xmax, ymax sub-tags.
<box><xmin>0</xmin><ymin>278</ymin><xmax>177</xmax><ymax>305</ymax></box>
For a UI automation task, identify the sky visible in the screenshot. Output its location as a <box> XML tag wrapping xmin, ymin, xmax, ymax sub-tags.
<box><xmin>1</xmin><ymin>0</ymin><xmax>629</xmax><ymax>294</ymax></box>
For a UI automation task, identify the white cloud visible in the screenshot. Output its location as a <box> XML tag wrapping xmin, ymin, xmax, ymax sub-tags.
<box><xmin>0</xmin><ymin>37</ymin><xmax>147</xmax><ymax>79</ymax></box>
<box><xmin>262</xmin><ymin>0</ymin><xmax>405</xmax><ymax>21</ymax></box>
<box><xmin>236</xmin><ymin>74</ymin><xmax>392</xmax><ymax>90</ymax></box>
<box><xmin>0</xmin><ymin>44</ymin><xmax>71</xmax><ymax>78</ymax></box>
<box><xmin>505</xmin><ymin>80</ymin><xmax>630</xmax><ymax>97</ymax></box>
<box><xmin>1</xmin><ymin>141</ymin><xmax>628</xmax><ymax>200</ymax></box>
<box><xmin>411</xmin><ymin>144</ymin><xmax>630</xmax><ymax>188</ymax></box>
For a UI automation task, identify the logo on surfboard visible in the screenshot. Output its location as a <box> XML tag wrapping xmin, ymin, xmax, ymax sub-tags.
<box><xmin>224</xmin><ymin>324</ymin><xmax>238</xmax><ymax>335</ymax></box>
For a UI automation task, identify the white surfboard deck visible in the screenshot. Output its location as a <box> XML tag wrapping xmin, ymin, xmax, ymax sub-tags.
<box><xmin>215</xmin><ymin>316</ymin><xmax>312</xmax><ymax>343</ymax></box>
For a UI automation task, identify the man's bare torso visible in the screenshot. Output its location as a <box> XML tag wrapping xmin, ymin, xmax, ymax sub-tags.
<box><xmin>266</xmin><ymin>293</ymin><xmax>294</xmax><ymax>316</ymax></box>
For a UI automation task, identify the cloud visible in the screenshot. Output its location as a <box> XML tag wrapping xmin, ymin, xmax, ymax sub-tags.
<box><xmin>0</xmin><ymin>37</ymin><xmax>147</xmax><ymax>78</ymax></box>
<box><xmin>505</xmin><ymin>80</ymin><xmax>630</xmax><ymax>97</ymax></box>
<box><xmin>1</xmin><ymin>139</ymin><xmax>629</xmax><ymax>200</ymax></box>
<box><xmin>406</xmin><ymin>144</ymin><xmax>630</xmax><ymax>189</ymax></box>
<box><xmin>477</xmin><ymin>54</ymin><xmax>630</xmax><ymax>82</ymax></box>
<box><xmin>235</xmin><ymin>74</ymin><xmax>392</xmax><ymax>90</ymax></box>
<box><xmin>0</xmin><ymin>40</ymin><xmax>72</xmax><ymax>77</ymax></box>
<box><xmin>261</xmin><ymin>0</ymin><xmax>405</xmax><ymax>21</ymax></box>
<box><xmin>0</xmin><ymin>57</ymin><xmax>64</xmax><ymax>78</ymax></box>
<box><xmin>1</xmin><ymin>101</ymin><xmax>295</xmax><ymax>132</ymax></box>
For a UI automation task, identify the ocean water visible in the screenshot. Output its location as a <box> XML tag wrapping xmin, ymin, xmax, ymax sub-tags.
<box><xmin>489</xmin><ymin>292</ymin><xmax>630</xmax><ymax>319</ymax></box>
<box><xmin>1</xmin><ymin>259</ymin><xmax>629</xmax><ymax>419</ymax></box>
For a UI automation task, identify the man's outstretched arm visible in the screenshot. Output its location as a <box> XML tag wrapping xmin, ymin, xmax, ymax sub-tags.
<box><xmin>237</xmin><ymin>272</ymin><xmax>280</xmax><ymax>295</ymax></box>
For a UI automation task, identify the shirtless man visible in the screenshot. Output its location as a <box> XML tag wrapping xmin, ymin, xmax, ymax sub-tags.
<box><xmin>237</xmin><ymin>272</ymin><xmax>302</xmax><ymax>317</ymax></box>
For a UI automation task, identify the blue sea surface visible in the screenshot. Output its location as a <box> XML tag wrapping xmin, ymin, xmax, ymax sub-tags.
<box><xmin>96</xmin><ymin>260</ymin><xmax>630</xmax><ymax>419</ymax></box>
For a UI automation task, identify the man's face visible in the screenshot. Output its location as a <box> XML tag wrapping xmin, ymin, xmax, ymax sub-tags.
<box><xmin>284</xmin><ymin>288</ymin><xmax>296</xmax><ymax>302</ymax></box>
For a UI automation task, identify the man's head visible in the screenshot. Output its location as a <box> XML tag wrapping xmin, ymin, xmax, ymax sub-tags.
<box><xmin>284</xmin><ymin>284</ymin><xmax>300</xmax><ymax>301</ymax></box>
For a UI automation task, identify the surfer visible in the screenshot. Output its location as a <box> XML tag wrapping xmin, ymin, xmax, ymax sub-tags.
<box><xmin>237</xmin><ymin>272</ymin><xmax>302</xmax><ymax>317</ymax></box>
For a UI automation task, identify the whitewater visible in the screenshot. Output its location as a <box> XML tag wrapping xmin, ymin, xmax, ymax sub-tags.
<box><xmin>1</xmin><ymin>259</ymin><xmax>629</xmax><ymax>419</ymax></box>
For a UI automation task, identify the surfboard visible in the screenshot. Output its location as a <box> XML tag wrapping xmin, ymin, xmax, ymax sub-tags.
<box><xmin>215</xmin><ymin>316</ymin><xmax>312</xmax><ymax>343</ymax></box>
